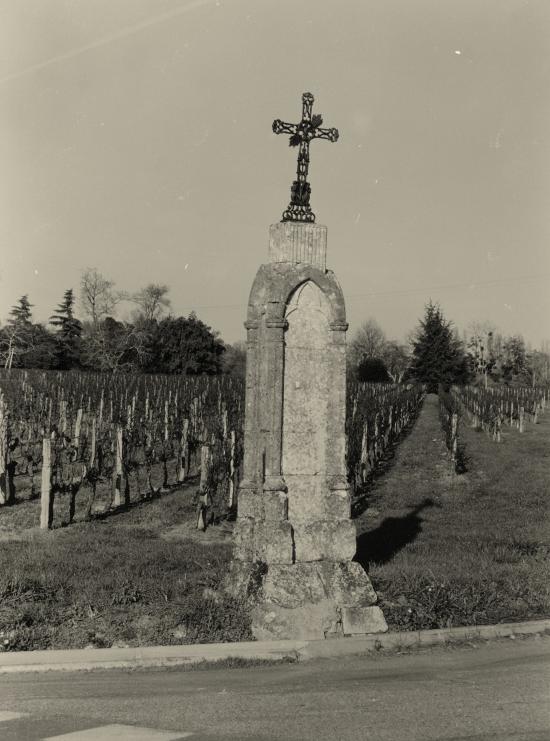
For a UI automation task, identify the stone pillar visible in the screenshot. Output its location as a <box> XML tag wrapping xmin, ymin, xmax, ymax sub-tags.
<box><xmin>229</xmin><ymin>221</ymin><xmax>387</xmax><ymax>640</ymax></box>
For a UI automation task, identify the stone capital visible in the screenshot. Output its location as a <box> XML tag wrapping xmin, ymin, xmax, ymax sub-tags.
<box><xmin>244</xmin><ymin>320</ymin><xmax>260</xmax><ymax>331</ymax></box>
<box><xmin>265</xmin><ymin>319</ymin><xmax>288</xmax><ymax>330</ymax></box>
<box><xmin>329</xmin><ymin>321</ymin><xmax>349</xmax><ymax>332</ymax></box>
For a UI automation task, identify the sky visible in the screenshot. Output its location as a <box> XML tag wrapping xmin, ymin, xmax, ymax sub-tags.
<box><xmin>1</xmin><ymin>0</ymin><xmax>549</xmax><ymax>347</ymax></box>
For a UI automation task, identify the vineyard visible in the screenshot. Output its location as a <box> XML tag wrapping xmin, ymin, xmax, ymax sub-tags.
<box><xmin>0</xmin><ymin>370</ymin><xmax>425</xmax><ymax>530</ymax></box>
<box><xmin>452</xmin><ymin>384</ymin><xmax>547</xmax><ymax>441</ymax></box>
<box><xmin>0</xmin><ymin>370</ymin><xmax>245</xmax><ymax>529</ymax></box>
<box><xmin>0</xmin><ymin>371</ymin><xmax>548</xmax><ymax>649</ymax></box>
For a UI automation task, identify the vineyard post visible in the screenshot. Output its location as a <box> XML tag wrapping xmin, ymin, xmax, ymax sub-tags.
<box><xmin>89</xmin><ymin>417</ymin><xmax>97</xmax><ymax>468</ymax></box>
<box><xmin>451</xmin><ymin>412</ymin><xmax>458</xmax><ymax>468</ymax></box>
<box><xmin>178</xmin><ymin>418</ymin><xmax>190</xmax><ymax>483</ymax></box>
<box><xmin>112</xmin><ymin>425</ymin><xmax>125</xmax><ymax>507</ymax></box>
<box><xmin>360</xmin><ymin>423</ymin><xmax>368</xmax><ymax>485</ymax></box>
<box><xmin>40</xmin><ymin>437</ymin><xmax>53</xmax><ymax>529</ymax></box>
<box><xmin>519</xmin><ymin>406</ymin><xmax>525</xmax><ymax>433</ymax></box>
<box><xmin>0</xmin><ymin>397</ymin><xmax>7</xmax><ymax>505</ymax></box>
<box><xmin>197</xmin><ymin>443</ymin><xmax>211</xmax><ymax>530</ymax></box>
<box><xmin>228</xmin><ymin>429</ymin><xmax>236</xmax><ymax>509</ymax></box>
<box><xmin>73</xmin><ymin>407</ymin><xmax>83</xmax><ymax>449</ymax></box>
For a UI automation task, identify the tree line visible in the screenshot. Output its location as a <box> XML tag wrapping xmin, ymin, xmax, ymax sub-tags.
<box><xmin>2</xmin><ymin>270</ymin><xmax>548</xmax><ymax>389</ymax></box>
<box><xmin>349</xmin><ymin>301</ymin><xmax>550</xmax><ymax>390</ymax></box>
<box><xmin>0</xmin><ymin>269</ymin><xmax>228</xmax><ymax>375</ymax></box>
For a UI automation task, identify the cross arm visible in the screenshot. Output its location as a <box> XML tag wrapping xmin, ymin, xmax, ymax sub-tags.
<box><xmin>312</xmin><ymin>126</ymin><xmax>339</xmax><ymax>143</ymax></box>
<box><xmin>272</xmin><ymin>119</ymin><xmax>298</xmax><ymax>136</ymax></box>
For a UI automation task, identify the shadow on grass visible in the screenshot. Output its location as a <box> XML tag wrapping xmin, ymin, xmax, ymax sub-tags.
<box><xmin>355</xmin><ymin>497</ymin><xmax>435</xmax><ymax>569</ymax></box>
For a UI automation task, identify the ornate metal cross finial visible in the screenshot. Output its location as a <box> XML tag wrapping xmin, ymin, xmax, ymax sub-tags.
<box><xmin>272</xmin><ymin>92</ymin><xmax>339</xmax><ymax>223</ymax></box>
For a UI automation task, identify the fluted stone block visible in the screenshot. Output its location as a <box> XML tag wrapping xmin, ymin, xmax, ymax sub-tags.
<box><xmin>268</xmin><ymin>222</ymin><xmax>327</xmax><ymax>269</ymax></box>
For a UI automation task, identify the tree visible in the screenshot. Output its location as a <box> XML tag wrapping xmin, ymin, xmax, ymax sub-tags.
<box><xmin>2</xmin><ymin>296</ymin><xmax>35</xmax><ymax>368</ymax></box>
<box><xmin>50</xmin><ymin>289</ymin><xmax>82</xmax><ymax>369</ymax></box>
<box><xmin>466</xmin><ymin>321</ymin><xmax>498</xmax><ymax>388</ymax></box>
<box><xmin>145</xmin><ymin>314</ymin><xmax>225</xmax><ymax>375</ymax></box>
<box><xmin>527</xmin><ymin>343</ymin><xmax>550</xmax><ymax>388</ymax></box>
<box><xmin>501</xmin><ymin>335</ymin><xmax>527</xmax><ymax>383</ymax></box>
<box><xmin>81</xmin><ymin>317</ymin><xmax>150</xmax><ymax>373</ymax></box>
<box><xmin>223</xmin><ymin>341</ymin><xmax>247</xmax><ymax>378</ymax></box>
<box><xmin>408</xmin><ymin>301</ymin><xmax>469</xmax><ymax>391</ymax></box>
<box><xmin>8</xmin><ymin>295</ymin><xmax>33</xmax><ymax>326</ymax></box>
<box><xmin>349</xmin><ymin>319</ymin><xmax>386</xmax><ymax>370</ymax></box>
<box><xmin>382</xmin><ymin>341</ymin><xmax>410</xmax><ymax>383</ymax></box>
<box><xmin>356</xmin><ymin>357</ymin><xmax>390</xmax><ymax>382</ymax></box>
<box><xmin>80</xmin><ymin>268</ymin><xmax>124</xmax><ymax>325</ymax></box>
<box><xmin>132</xmin><ymin>283</ymin><xmax>171</xmax><ymax>323</ymax></box>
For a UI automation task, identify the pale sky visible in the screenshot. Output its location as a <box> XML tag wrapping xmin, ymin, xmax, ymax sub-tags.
<box><xmin>1</xmin><ymin>0</ymin><xmax>549</xmax><ymax>346</ymax></box>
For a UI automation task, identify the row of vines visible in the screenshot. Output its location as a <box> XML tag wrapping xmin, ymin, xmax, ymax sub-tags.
<box><xmin>0</xmin><ymin>370</ymin><xmax>426</xmax><ymax>529</ymax></box>
<box><xmin>0</xmin><ymin>370</ymin><xmax>245</xmax><ymax>529</ymax></box>
<box><xmin>346</xmin><ymin>381</ymin><xmax>425</xmax><ymax>495</ymax></box>
<box><xmin>452</xmin><ymin>385</ymin><xmax>548</xmax><ymax>442</ymax></box>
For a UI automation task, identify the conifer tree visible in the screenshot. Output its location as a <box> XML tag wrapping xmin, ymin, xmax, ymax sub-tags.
<box><xmin>50</xmin><ymin>289</ymin><xmax>82</xmax><ymax>369</ymax></box>
<box><xmin>408</xmin><ymin>301</ymin><xmax>469</xmax><ymax>391</ymax></box>
<box><xmin>8</xmin><ymin>295</ymin><xmax>33</xmax><ymax>325</ymax></box>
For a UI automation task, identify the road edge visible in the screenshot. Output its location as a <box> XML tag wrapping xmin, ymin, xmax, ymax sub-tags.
<box><xmin>0</xmin><ymin>618</ymin><xmax>548</xmax><ymax>673</ymax></box>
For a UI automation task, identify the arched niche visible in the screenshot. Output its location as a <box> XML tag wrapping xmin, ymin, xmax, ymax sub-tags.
<box><xmin>282</xmin><ymin>280</ymin><xmax>331</xmax><ymax>518</ymax></box>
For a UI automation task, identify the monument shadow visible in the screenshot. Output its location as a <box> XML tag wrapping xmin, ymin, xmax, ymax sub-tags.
<box><xmin>354</xmin><ymin>497</ymin><xmax>435</xmax><ymax>570</ymax></box>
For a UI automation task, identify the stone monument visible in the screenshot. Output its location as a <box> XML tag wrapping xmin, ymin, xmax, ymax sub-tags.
<box><xmin>229</xmin><ymin>93</ymin><xmax>387</xmax><ymax>640</ymax></box>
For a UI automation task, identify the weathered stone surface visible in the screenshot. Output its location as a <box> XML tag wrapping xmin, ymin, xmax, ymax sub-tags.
<box><xmin>228</xmin><ymin>219</ymin><xmax>386</xmax><ymax>640</ymax></box>
<box><xmin>252</xmin><ymin>599</ymin><xmax>339</xmax><ymax>641</ymax></box>
<box><xmin>292</xmin><ymin>519</ymin><xmax>357</xmax><ymax>563</ymax></box>
<box><xmin>268</xmin><ymin>222</ymin><xmax>327</xmax><ymax>270</ymax></box>
<box><xmin>262</xmin><ymin>563</ymin><xmax>328</xmax><ymax>608</ymax></box>
<box><xmin>261</xmin><ymin>561</ymin><xmax>377</xmax><ymax>610</ymax></box>
<box><xmin>329</xmin><ymin>562</ymin><xmax>378</xmax><ymax>607</ymax></box>
<box><xmin>232</xmin><ymin>518</ymin><xmax>255</xmax><ymax>562</ymax></box>
<box><xmin>236</xmin><ymin>488</ymin><xmax>261</xmax><ymax>520</ymax></box>
<box><xmin>286</xmin><ymin>477</ymin><xmax>351</xmax><ymax>523</ymax></box>
<box><xmin>341</xmin><ymin>606</ymin><xmax>388</xmax><ymax>635</ymax></box>
<box><xmin>263</xmin><ymin>490</ymin><xmax>288</xmax><ymax>521</ymax></box>
<box><xmin>261</xmin><ymin>520</ymin><xmax>294</xmax><ymax>565</ymax></box>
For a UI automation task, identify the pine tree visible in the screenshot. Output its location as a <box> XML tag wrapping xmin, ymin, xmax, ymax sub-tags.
<box><xmin>50</xmin><ymin>289</ymin><xmax>82</xmax><ymax>369</ymax></box>
<box><xmin>8</xmin><ymin>295</ymin><xmax>33</xmax><ymax>325</ymax></box>
<box><xmin>408</xmin><ymin>301</ymin><xmax>469</xmax><ymax>392</ymax></box>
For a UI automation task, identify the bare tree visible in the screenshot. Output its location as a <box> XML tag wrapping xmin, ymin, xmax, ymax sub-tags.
<box><xmin>82</xmin><ymin>319</ymin><xmax>150</xmax><ymax>373</ymax></box>
<box><xmin>382</xmin><ymin>341</ymin><xmax>410</xmax><ymax>383</ymax></box>
<box><xmin>465</xmin><ymin>321</ymin><xmax>498</xmax><ymax>388</ymax></box>
<box><xmin>132</xmin><ymin>283</ymin><xmax>171</xmax><ymax>322</ymax></box>
<box><xmin>349</xmin><ymin>318</ymin><xmax>387</xmax><ymax>369</ymax></box>
<box><xmin>80</xmin><ymin>268</ymin><xmax>125</xmax><ymax>325</ymax></box>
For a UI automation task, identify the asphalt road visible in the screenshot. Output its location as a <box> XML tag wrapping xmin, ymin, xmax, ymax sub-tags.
<box><xmin>0</xmin><ymin>636</ymin><xmax>548</xmax><ymax>741</ymax></box>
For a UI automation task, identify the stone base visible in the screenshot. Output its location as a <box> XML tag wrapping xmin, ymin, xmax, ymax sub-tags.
<box><xmin>226</xmin><ymin>560</ymin><xmax>388</xmax><ymax>641</ymax></box>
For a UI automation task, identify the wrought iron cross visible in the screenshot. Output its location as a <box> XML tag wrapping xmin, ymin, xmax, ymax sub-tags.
<box><xmin>272</xmin><ymin>92</ymin><xmax>339</xmax><ymax>223</ymax></box>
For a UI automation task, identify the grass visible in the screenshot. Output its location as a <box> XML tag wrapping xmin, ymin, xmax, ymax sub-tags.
<box><xmin>355</xmin><ymin>394</ymin><xmax>550</xmax><ymax>631</ymax></box>
<box><xmin>0</xmin><ymin>482</ymin><xmax>252</xmax><ymax>651</ymax></box>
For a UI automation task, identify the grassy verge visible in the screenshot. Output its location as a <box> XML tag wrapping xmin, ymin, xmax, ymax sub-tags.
<box><xmin>0</xmin><ymin>483</ymin><xmax>251</xmax><ymax>651</ymax></box>
<box><xmin>355</xmin><ymin>394</ymin><xmax>550</xmax><ymax>631</ymax></box>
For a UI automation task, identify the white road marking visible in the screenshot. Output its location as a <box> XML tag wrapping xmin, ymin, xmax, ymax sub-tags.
<box><xmin>42</xmin><ymin>724</ymin><xmax>193</xmax><ymax>740</ymax></box>
<box><xmin>0</xmin><ymin>710</ymin><xmax>29</xmax><ymax>722</ymax></box>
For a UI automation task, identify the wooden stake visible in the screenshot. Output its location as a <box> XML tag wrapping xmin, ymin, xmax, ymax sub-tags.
<box><xmin>113</xmin><ymin>426</ymin><xmax>124</xmax><ymax>507</ymax></box>
<box><xmin>228</xmin><ymin>430</ymin><xmax>236</xmax><ymax>509</ymax></box>
<box><xmin>178</xmin><ymin>418</ymin><xmax>189</xmax><ymax>483</ymax></box>
<box><xmin>0</xmin><ymin>398</ymin><xmax>8</xmax><ymax>506</ymax></box>
<box><xmin>40</xmin><ymin>437</ymin><xmax>52</xmax><ymax>529</ymax></box>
